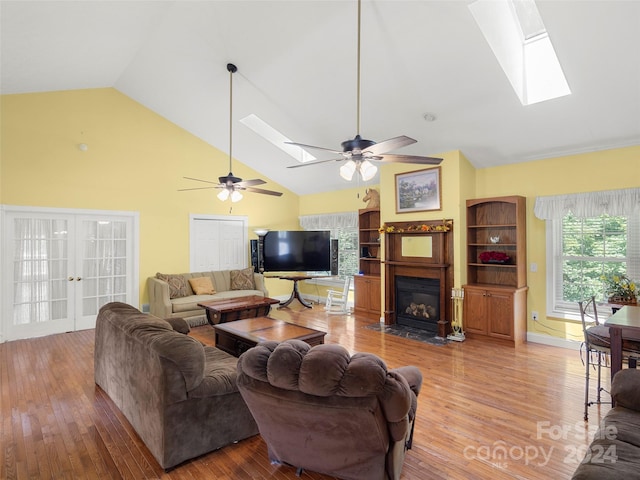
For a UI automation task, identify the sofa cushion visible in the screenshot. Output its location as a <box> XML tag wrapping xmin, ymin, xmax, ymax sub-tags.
<box><xmin>189</xmin><ymin>276</ymin><xmax>216</xmax><ymax>295</ymax></box>
<box><xmin>156</xmin><ymin>272</ymin><xmax>192</xmax><ymax>298</ymax></box>
<box><xmin>187</xmin><ymin>346</ymin><xmax>241</xmax><ymax>398</ymax></box>
<box><xmin>612</xmin><ymin>368</ymin><xmax>640</xmax><ymax>412</ymax></box>
<box><xmin>230</xmin><ymin>268</ymin><xmax>256</xmax><ymax>290</ymax></box>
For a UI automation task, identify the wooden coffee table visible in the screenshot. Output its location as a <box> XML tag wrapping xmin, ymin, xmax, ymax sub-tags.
<box><xmin>213</xmin><ymin>316</ymin><xmax>326</xmax><ymax>357</ymax></box>
<box><xmin>198</xmin><ymin>295</ymin><xmax>280</xmax><ymax>325</ymax></box>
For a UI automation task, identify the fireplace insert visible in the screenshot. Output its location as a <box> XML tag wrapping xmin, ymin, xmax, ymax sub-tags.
<box><xmin>395</xmin><ymin>276</ymin><xmax>440</xmax><ymax>333</ymax></box>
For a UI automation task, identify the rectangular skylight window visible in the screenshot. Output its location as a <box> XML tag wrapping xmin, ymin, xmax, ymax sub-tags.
<box><xmin>240</xmin><ymin>114</ymin><xmax>316</xmax><ymax>163</ymax></box>
<box><xmin>469</xmin><ymin>0</ymin><xmax>570</xmax><ymax>105</ymax></box>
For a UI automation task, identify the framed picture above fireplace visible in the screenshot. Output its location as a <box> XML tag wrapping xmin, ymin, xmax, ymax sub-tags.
<box><xmin>395</xmin><ymin>167</ymin><xmax>442</xmax><ymax>213</ymax></box>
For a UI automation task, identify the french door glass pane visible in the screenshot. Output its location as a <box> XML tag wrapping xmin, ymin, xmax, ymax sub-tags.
<box><xmin>12</xmin><ymin>218</ymin><xmax>69</xmax><ymax>325</ymax></box>
<box><xmin>80</xmin><ymin>220</ymin><xmax>128</xmax><ymax>316</ymax></box>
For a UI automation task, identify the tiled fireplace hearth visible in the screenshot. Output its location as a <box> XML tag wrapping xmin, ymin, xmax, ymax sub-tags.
<box><xmin>382</xmin><ymin>220</ymin><xmax>454</xmax><ymax>338</ymax></box>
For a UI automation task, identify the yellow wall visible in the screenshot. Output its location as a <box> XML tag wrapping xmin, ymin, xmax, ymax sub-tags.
<box><xmin>473</xmin><ymin>146</ymin><xmax>640</xmax><ymax>340</ymax></box>
<box><xmin>298</xmin><ymin>145</ymin><xmax>640</xmax><ymax>341</ymax></box>
<box><xmin>0</xmin><ymin>88</ymin><xmax>298</xmax><ymax>302</ymax></box>
<box><xmin>3</xmin><ymin>87</ymin><xmax>638</xmax><ymax>342</ymax></box>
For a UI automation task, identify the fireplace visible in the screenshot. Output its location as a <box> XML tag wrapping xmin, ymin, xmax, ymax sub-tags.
<box><xmin>395</xmin><ymin>276</ymin><xmax>440</xmax><ymax>333</ymax></box>
<box><xmin>383</xmin><ymin>219</ymin><xmax>453</xmax><ymax>338</ymax></box>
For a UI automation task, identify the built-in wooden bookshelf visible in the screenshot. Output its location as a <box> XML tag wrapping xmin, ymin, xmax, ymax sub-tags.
<box><xmin>464</xmin><ymin>196</ymin><xmax>528</xmax><ymax>345</ymax></box>
<box><xmin>355</xmin><ymin>208</ymin><xmax>381</xmax><ymax>319</ymax></box>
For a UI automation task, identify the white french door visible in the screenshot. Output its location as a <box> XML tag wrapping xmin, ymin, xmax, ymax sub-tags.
<box><xmin>2</xmin><ymin>207</ymin><xmax>139</xmax><ymax>341</ymax></box>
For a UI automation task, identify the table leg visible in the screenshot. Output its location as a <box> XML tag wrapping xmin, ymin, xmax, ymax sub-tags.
<box><xmin>609</xmin><ymin>325</ymin><xmax>623</xmax><ymax>407</ymax></box>
<box><xmin>279</xmin><ymin>279</ymin><xmax>313</xmax><ymax>308</ymax></box>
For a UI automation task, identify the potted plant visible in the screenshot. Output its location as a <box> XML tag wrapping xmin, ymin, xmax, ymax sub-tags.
<box><xmin>602</xmin><ymin>274</ymin><xmax>638</xmax><ymax>304</ymax></box>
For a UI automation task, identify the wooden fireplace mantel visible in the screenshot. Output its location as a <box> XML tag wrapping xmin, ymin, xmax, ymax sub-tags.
<box><xmin>382</xmin><ymin>219</ymin><xmax>454</xmax><ymax>338</ymax></box>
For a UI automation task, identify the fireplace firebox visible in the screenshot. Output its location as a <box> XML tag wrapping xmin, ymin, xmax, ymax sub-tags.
<box><xmin>395</xmin><ymin>276</ymin><xmax>440</xmax><ymax>333</ymax></box>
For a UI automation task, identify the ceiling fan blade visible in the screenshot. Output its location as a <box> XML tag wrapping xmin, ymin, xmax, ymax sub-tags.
<box><xmin>243</xmin><ymin>186</ymin><xmax>283</xmax><ymax>197</ymax></box>
<box><xmin>183</xmin><ymin>176</ymin><xmax>219</xmax><ymax>185</ymax></box>
<box><xmin>285</xmin><ymin>141</ymin><xmax>343</xmax><ymax>155</ymax></box>
<box><xmin>365</xmin><ymin>136</ymin><xmax>417</xmax><ymax>155</ymax></box>
<box><xmin>235</xmin><ymin>178</ymin><xmax>266</xmax><ymax>187</ymax></box>
<box><xmin>287</xmin><ymin>158</ymin><xmax>344</xmax><ymax>169</ymax></box>
<box><xmin>379</xmin><ymin>154</ymin><xmax>443</xmax><ymax>165</ymax></box>
<box><xmin>177</xmin><ymin>186</ymin><xmax>222</xmax><ymax>192</ymax></box>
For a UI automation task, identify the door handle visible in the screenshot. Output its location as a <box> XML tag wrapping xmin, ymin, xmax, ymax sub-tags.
<box><xmin>76</xmin><ymin>277</ymin><xmax>82</xmax><ymax>281</ymax></box>
<box><xmin>68</xmin><ymin>276</ymin><xmax>74</xmax><ymax>281</ymax></box>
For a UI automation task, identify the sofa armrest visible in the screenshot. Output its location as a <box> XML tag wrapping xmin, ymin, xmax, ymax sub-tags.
<box><xmin>166</xmin><ymin>317</ymin><xmax>191</xmax><ymax>334</ymax></box>
<box><xmin>390</xmin><ymin>365</ymin><xmax>423</xmax><ymax>397</ymax></box>
<box><xmin>253</xmin><ymin>273</ymin><xmax>269</xmax><ymax>296</ymax></box>
<box><xmin>612</xmin><ymin>368</ymin><xmax>640</xmax><ymax>411</ymax></box>
<box><xmin>148</xmin><ymin>277</ymin><xmax>172</xmax><ymax>318</ymax></box>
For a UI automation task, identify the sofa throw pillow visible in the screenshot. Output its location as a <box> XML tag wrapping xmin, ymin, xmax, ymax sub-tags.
<box><xmin>156</xmin><ymin>273</ymin><xmax>191</xmax><ymax>299</ymax></box>
<box><xmin>189</xmin><ymin>276</ymin><xmax>216</xmax><ymax>295</ymax></box>
<box><xmin>230</xmin><ymin>268</ymin><xmax>256</xmax><ymax>290</ymax></box>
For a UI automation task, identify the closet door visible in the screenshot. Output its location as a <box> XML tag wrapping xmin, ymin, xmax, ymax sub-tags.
<box><xmin>190</xmin><ymin>215</ymin><xmax>247</xmax><ymax>272</ymax></box>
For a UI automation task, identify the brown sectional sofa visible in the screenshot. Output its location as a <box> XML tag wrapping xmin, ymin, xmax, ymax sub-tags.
<box><xmin>148</xmin><ymin>269</ymin><xmax>269</xmax><ymax>327</ymax></box>
<box><xmin>94</xmin><ymin>302</ymin><xmax>258</xmax><ymax>470</ymax></box>
<box><xmin>572</xmin><ymin>368</ymin><xmax>640</xmax><ymax>479</ymax></box>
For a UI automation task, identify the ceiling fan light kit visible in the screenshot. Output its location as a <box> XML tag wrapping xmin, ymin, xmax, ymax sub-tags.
<box><xmin>286</xmin><ymin>0</ymin><xmax>443</xmax><ymax>182</ymax></box>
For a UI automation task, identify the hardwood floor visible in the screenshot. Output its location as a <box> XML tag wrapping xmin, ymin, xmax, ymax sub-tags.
<box><xmin>1</xmin><ymin>303</ymin><xmax>609</xmax><ymax>479</ymax></box>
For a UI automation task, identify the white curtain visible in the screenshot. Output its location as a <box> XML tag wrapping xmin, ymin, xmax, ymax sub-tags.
<box><xmin>299</xmin><ymin>212</ymin><xmax>358</xmax><ymax>230</ymax></box>
<box><xmin>534</xmin><ymin>187</ymin><xmax>640</xmax><ymax>220</ymax></box>
<box><xmin>13</xmin><ymin>218</ymin><xmax>68</xmax><ymax>325</ymax></box>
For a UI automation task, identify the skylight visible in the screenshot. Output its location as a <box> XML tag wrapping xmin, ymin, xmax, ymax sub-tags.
<box><xmin>469</xmin><ymin>0</ymin><xmax>571</xmax><ymax>105</ymax></box>
<box><xmin>239</xmin><ymin>114</ymin><xmax>316</xmax><ymax>163</ymax></box>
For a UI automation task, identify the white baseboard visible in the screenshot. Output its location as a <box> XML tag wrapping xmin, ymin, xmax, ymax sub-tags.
<box><xmin>526</xmin><ymin>332</ymin><xmax>582</xmax><ymax>350</ymax></box>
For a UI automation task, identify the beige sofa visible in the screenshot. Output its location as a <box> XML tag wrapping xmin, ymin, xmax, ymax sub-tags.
<box><xmin>148</xmin><ymin>269</ymin><xmax>269</xmax><ymax>327</ymax></box>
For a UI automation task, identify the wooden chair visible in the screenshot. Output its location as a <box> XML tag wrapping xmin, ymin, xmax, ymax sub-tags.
<box><xmin>579</xmin><ymin>296</ymin><xmax>640</xmax><ymax>421</ymax></box>
<box><xmin>324</xmin><ymin>276</ymin><xmax>351</xmax><ymax>314</ymax></box>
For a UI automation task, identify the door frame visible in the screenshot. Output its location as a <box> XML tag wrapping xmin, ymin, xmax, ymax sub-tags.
<box><xmin>1</xmin><ymin>205</ymin><xmax>140</xmax><ymax>343</ymax></box>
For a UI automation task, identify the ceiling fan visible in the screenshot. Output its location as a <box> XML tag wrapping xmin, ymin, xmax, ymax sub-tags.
<box><xmin>179</xmin><ymin>63</ymin><xmax>282</xmax><ymax>202</ymax></box>
<box><xmin>286</xmin><ymin>0</ymin><xmax>442</xmax><ymax>181</ymax></box>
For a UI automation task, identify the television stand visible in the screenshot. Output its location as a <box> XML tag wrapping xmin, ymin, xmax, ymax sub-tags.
<box><xmin>276</xmin><ymin>275</ymin><xmax>314</xmax><ymax>308</ymax></box>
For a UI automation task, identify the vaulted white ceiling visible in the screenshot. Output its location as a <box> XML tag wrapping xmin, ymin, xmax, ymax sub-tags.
<box><xmin>2</xmin><ymin>1</ymin><xmax>639</xmax><ymax>195</ymax></box>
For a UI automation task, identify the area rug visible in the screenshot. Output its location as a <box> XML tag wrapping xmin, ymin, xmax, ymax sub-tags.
<box><xmin>365</xmin><ymin>323</ymin><xmax>450</xmax><ymax>346</ymax></box>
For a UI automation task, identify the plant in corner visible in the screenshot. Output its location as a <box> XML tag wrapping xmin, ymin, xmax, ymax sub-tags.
<box><xmin>479</xmin><ymin>251</ymin><xmax>510</xmax><ymax>264</ymax></box>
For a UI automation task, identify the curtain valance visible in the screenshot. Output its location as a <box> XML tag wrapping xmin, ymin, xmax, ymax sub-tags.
<box><xmin>534</xmin><ymin>187</ymin><xmax>640</xmax><ymax>220</ymax></box>
<box><xmin>299</xmin><ymin>212</ymin><xmax>358</xmax><ymax>230</ymax></box>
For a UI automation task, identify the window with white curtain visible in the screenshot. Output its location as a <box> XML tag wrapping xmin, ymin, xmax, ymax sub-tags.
<box><xmin>535</xmin><ymin>188</ymin><xmax>640</xmax><ymax>317</ymax></box>
<box><xmin>299</xmin><ymin>212</ymin><xmax>359</xmax><ymax>284</ymax></box>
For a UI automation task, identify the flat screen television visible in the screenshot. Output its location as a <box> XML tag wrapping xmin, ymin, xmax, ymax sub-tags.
<box><xmin>262</xmin><ymin>230</ymin><xmax>331</xmax><ymax>273</ymax></box>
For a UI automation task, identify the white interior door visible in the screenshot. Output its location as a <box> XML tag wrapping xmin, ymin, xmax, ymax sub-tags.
<box><xmin>2</xmin><ymin>207</ymin><xmax>139</xmax><ymax>342</ymax></box>
<box><xmin>190</xmin><ymin>215</ymin><xmax>247</xmax><ymax>271</ymax></box>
